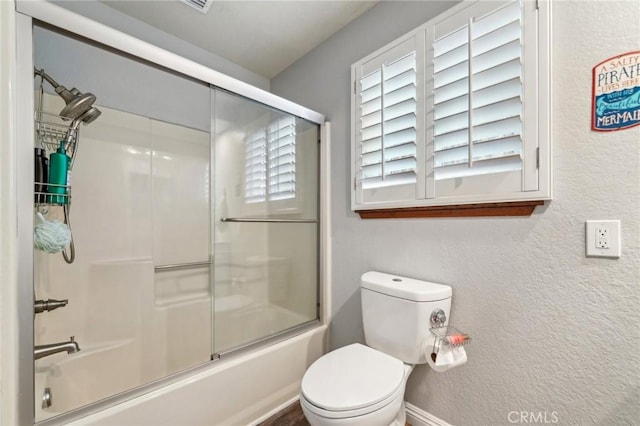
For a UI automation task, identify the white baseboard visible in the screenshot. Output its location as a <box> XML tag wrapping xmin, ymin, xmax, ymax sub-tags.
<box><xmin>405</xmin><ymin>402</ymin><xmax>452</xmax><ymax>426</ymax></box>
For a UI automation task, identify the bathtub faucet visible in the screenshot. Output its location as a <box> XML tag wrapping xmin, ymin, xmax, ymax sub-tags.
<box><xmin>34</xmin><ymin>336</ymin><xmax>80</xmax><ymax>360</ymax></box>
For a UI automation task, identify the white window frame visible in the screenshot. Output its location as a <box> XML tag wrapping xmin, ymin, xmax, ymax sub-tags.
<box><xmin>352</xmin><ymin>33</ymin><xmax>426</xmax><ymax>206</ymax></box>
<box><xmin>351</xmin><ymin>0</ymin><xmax>550</xmax><ymax>211</ymax></box>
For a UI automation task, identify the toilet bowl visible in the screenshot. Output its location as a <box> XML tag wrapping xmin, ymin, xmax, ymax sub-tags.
<box><xmin>300</xmin><ymin>343</ymin><xmax>414</xmax><ymax>426</ymax></box>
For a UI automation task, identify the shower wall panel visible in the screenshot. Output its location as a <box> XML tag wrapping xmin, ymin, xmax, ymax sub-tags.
<box><xmin>151</xmin><ymin>120</ymin><xmax>210</xmax><ymax>266</ymax></box>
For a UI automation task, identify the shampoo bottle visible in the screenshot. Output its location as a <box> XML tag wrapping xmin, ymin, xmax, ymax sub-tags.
<box><xmin>34</xmin><ymin>148</ymin><xmax>45</xmax><ymax>202</ymax></box>
<box><xmin>48</xmin><ymin>141</ymin><xmax>69</xmax><ymax>204</ymax></box>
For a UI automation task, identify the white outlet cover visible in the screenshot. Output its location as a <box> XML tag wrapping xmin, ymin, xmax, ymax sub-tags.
<box><xmin>586</xmin><ymin>220</ymin><xmax>621</xmax><ymax>258</ymax></box>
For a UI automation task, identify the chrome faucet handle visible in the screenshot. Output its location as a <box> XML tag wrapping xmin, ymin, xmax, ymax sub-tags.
<box><xmin>34</xmin><ymin>299</ymin><xmax>68</xmax><ymax>314</ymax></box>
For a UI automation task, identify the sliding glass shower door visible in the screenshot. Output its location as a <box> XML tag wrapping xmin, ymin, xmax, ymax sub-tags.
<box><xmin>211</xmin><ymin>89</ymin><xmax>320</xmax><ymax>354</ymax></box>
<box><xmin>29</xmin><ymin>18</ymin><xmax>321</xmax><ymax>423</ymax></box>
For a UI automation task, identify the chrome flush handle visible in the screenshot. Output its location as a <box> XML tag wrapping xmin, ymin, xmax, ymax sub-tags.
<box><xmin>430</xmin><ymin>309</ymin><xmax>446</xmax><ymax>327</ymax></box>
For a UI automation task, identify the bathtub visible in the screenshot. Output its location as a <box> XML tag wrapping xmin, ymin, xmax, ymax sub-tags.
<box><xmin>35</xmin><ymin>339</ymin><xmax>140</xmax><ymax>421</ymax></box>
<box><xmin>35</xmin><ymin>325</ymin><xmax>326</xmax><ymax>425</ymax></box>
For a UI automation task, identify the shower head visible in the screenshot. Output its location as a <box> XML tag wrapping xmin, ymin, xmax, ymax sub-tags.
<box><xmin>34</xmin><ymin>68</ymin><xmax>99</xmax><ymax>121</ymax></box>
<box><xmin>58</xmin><ymin>89</ymin><xmax>97</xmax><ymax>121</ymax></box>
<box><xmin>76</xmin><ymin>106</ymin><xmax>102</xmax><ymax>124</ymax></box>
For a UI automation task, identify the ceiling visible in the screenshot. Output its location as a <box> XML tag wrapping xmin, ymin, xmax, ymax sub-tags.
<box><xmin>101</xmin><ymin>1</ymin><xmax>378</xmax><ymax>79</ymax></box>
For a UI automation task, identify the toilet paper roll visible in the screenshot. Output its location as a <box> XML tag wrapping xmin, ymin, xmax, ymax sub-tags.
<box><xmin>427</xmin><ymin>344</ymin><xmax>467</xmax><ymax>373</ymax></box>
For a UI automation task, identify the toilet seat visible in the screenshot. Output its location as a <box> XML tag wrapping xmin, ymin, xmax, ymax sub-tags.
<box><xmin>301</xmin><ymin>343</ymin><xmax>405</xmax><ymax>419</ymax></box>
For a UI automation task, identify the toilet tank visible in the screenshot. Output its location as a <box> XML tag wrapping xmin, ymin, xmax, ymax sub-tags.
<box><xmin>361</xmin><ymin>271</ymin><xmax>452</xmax><ymax>364</ymax></box>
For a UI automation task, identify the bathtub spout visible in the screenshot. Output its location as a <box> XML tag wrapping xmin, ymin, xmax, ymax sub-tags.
<box><xmin>34</xmin><ymin>336</ymin><xmax>80</xmax><ymax>360</ymax></box>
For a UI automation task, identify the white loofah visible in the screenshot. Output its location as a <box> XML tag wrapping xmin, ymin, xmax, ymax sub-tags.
<box><xmin>34</xmin><ymin>212</ymin><xmax>71</xmax><ymax>253</ymax></box>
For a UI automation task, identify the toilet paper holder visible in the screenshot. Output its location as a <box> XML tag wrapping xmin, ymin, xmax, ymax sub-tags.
<box><xmin>430</xmin><ymin>325</ymin><xmax>471</xmax><ymax>347</ymax></box>
<box><xmin>429</xmin><ymin>309</ymin><xmax>471</xmax><ymax>349</ymax></box>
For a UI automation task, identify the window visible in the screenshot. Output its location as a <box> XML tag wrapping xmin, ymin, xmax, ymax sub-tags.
<box><xmin>354</xmin><ymin>35</ymin><xmax>425</xmax><ymax>205</ymax></box>
<box><xmin>351</xmin><ymin>0</ymin><xmax>550</xmax><ymax>216</ymax></box>
<box><xmin>360</xmin><ymin>49</ymin><xmax>418</xmax><ymax>190</ymax></box>
<box><xmin>245</xmin><ymin>115</ymin><xmax>296</xmax><ymax>204</ymax></box>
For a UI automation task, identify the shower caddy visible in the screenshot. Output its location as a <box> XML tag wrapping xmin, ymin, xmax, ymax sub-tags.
<box><xmin>34</xmin><ymin>73</ymin><xmax>80</xmax><ymax>264</ymax></box>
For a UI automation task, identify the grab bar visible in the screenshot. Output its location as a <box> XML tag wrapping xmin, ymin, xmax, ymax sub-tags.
<box><xmin>220</xmin><ymin>217</ymin><xmax>318</xmax><ymax>223</ymax></box>
<box><xmin>154</xmin><ymin>261</ymin><xmax>212</xmax><ymax>272</ymax></box>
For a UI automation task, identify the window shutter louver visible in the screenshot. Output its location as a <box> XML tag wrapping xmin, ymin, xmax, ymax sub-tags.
<box><xmin>245</xmin><ymin>115</ymin><xmax>296</xmax><ymax>204</ymax></box>
<box><xmin>268</xmin><ymin>116</ymin><xmax>296</xmax><ymax>201</ymax></box>
<box><xmin>245</xmin><ymin>130</ymin><xmax>267</xmax><ymax>203</ymax></box>
<box><xmin>360</xmin><ymin>51</ymin><xmax>418</xmax><ymax>190</ymax></box>
<box><xmin>433</xmin><ymin>1</ymin><xmax>523</xmax><ymax>183</ymax></box>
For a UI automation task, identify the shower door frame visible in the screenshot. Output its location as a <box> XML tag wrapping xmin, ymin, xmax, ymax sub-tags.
<box><xmin>10</xmin><ymin>1</ymin><xmax>331</xmax><ymax>424</ymax></box>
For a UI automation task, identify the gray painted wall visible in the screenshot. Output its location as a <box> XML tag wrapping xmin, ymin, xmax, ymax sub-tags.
<box><xmin>35</xmin><ymin>0</ymin><xmax>271</xmax><ymax>132</ymax></box>
<box><xmin>271</xmin><ymin>1</ymin><xmax>640</xmax><ymax>425</ymax></box>
<box><xmin>34</xmin><ymin>24</ymin><xmax>211</xmax><ymax>132</ymax></box>
<box><xmin>49</xmin><ymin>0</ymin><xmax>270</xmax><ymax>91</ymax></box>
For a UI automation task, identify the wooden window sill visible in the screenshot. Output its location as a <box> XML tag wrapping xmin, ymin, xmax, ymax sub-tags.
<box><xmin>356</xmin><ymin>200</ymin><xmax>544</xmax><ymax>219</ymax></box>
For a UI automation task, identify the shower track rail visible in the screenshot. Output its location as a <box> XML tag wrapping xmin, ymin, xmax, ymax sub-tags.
<box><xmin>220</xmin><ymin>218</ymin><xmax>318</xmax><ymax>223</ymax></box>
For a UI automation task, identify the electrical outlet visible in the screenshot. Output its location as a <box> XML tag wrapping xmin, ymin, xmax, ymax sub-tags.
<box><xmin>586</xmin><ymin>220</ymin><xmax>621</xmax><ymax>258</ymax></box>
<box><xmin>595</xmin><ymin>226</ymin><xmax>609</xmax><ymax>249</ymax></box>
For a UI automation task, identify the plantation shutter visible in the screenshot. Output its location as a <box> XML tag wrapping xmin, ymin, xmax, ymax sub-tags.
<box><xmin>245</xmin><ymin>129</ymin><xmax>267</xmax><ymax>203</ymax></box>
<box><xmin>354</xmin><ymin>35</ymin><xmax>425</xmax><ymax>205</ymax></box>
<box><xmin>245</xmin><ymin>115</ymin><xmax>297</xmax><ymax>204</ymax></box>
<box><xmin>351</xmin><ymin>0</ymin><xmax>548</xmax><ymax>211</ymax></box>
<box><xmin>430</xmin><ymin>0</ymin><xmax>537</xmax><ymax>198</ymax></box>
<box><xmin>267</xmin><ymin>116</ymin><xmax>296</xmax><ymax>201</ymax></box>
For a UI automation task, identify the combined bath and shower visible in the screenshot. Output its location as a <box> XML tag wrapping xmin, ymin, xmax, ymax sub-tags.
<box><xmin>34</xmin><ymin>68</ymin><xmax>101</xmax><ymax>124</ymax></box>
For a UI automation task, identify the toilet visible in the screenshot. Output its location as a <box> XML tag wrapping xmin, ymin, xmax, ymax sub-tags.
<box><xmin>300</xmin><ymin>271</ymin><xmax>452</xmax><ymax>426</ymax></box>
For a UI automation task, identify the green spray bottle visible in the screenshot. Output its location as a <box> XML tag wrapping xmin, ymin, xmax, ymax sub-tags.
<box><xmin>48</xmin><ymin>141</ymin><xmax>69</xmax><ymax>204</ymax></box>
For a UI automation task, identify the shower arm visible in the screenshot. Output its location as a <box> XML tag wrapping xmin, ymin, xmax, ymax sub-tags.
<box><xmin>33</xmin><ymin>67</ymin><xmax>79</xmax><ymax>110</ymax></box>
<box><xmin>33</xmin><ymin>68</ymin><xmax>101</xmax><ymax>125</ymax></box>
<box><xmin>34</xmin><ymin>68</ymin><xmax>62</xmax><ymax>92</ymax></box>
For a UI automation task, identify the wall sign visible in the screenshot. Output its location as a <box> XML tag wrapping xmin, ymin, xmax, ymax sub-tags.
<box><xmin>592</xmin><ymin>51</ymin><xmax>640</xmax><ymax>131</ymax></box>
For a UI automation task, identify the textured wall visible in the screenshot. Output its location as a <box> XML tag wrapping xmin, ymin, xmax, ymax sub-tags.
<box><xmin>271</xmin><ymin>1</ymin><xmax>640</xmax><ymax>424</ymax></box>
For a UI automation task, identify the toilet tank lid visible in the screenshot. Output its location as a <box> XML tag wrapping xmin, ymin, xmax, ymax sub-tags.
<box><xmin>361</xmin><ymin>271</ymin><xmax>452</xmax><ymax>301</ymax></box>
